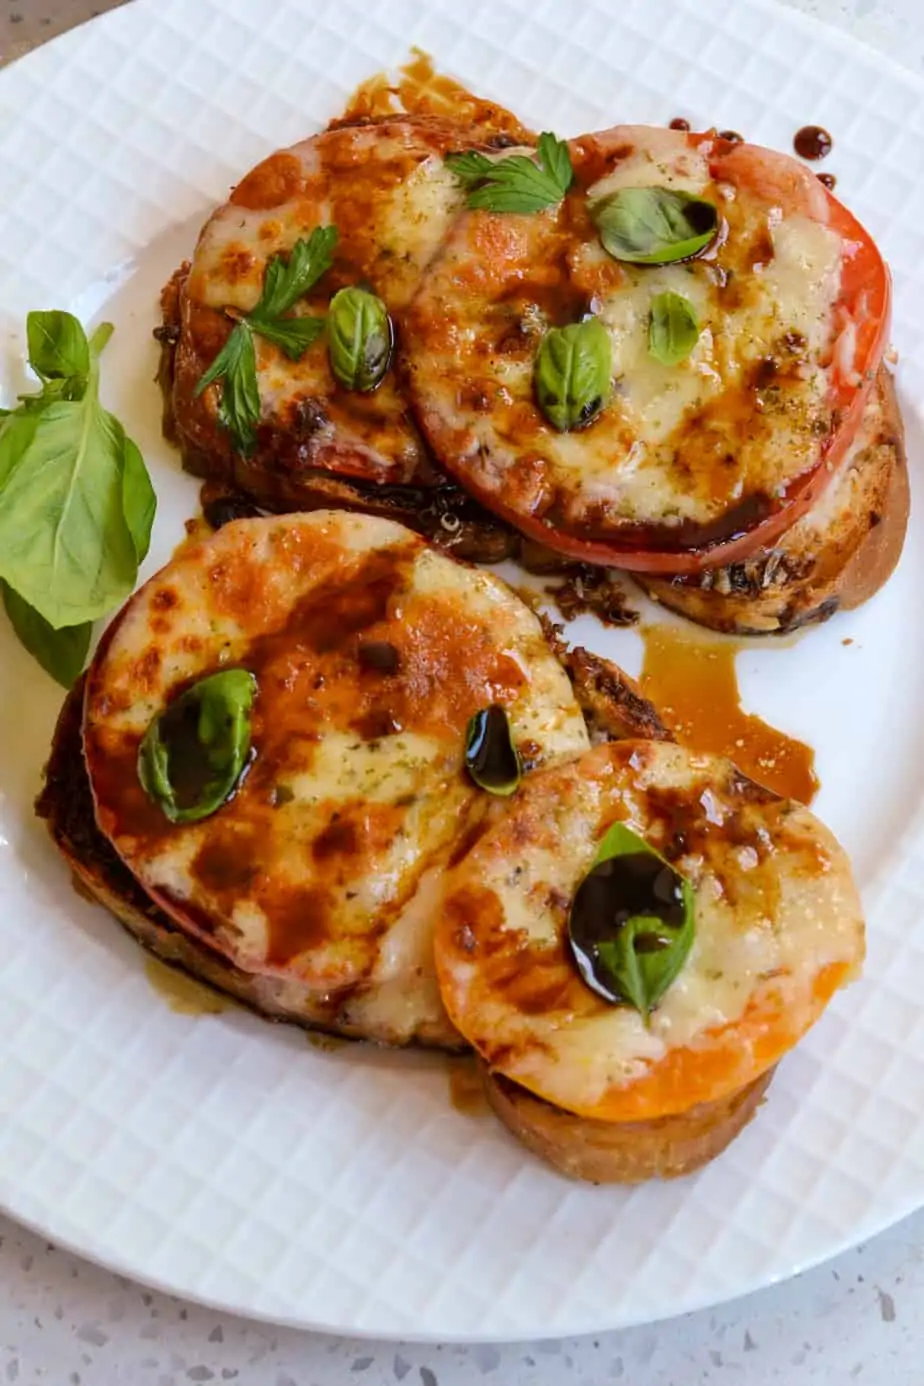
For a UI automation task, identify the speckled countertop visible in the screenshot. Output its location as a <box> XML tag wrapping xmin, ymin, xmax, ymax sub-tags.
<box><xmin>3</xmin><ymin>1</ymin><xmax>924</xmax><ymax>1382</ymax></box>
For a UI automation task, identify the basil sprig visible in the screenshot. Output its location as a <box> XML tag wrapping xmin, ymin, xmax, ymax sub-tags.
<box><xmin>0</xmin><ymin>311</ymin><xmax>155</xmax><ymax>685</ymax></box>
<box><xmin>534</xmin><ymin>318</ymin><xmax>611</xmax><ymax>432</ymax></box>
<box><xmin>138</xmin><ymin>669</ymin><xmax>258</xmax><ymax>824</ymax></box>
<box><xmin>649</xmin><ymin>290</ymin><xmax>700</xmax><ymax>367</ymax></box>
<box><xmin>196</xmin><ymin>226</ymin><xmax>337</xmax><ymax>455</ymax></box>
<box><xmin>446</xmin><ymin>132</ymin><xmax>573</xmax><ymax>214</ymax></box>
<box><xmin>568</xmin><ymin>821</ymin><xmax>695</xmax><ymax>1019</ymax></box>
<box><xmin>464</xmin><ymin>705</ymin><xmax>522</xmax><ymax>796</ymax></box>
<box><xmin>592</xmin><ymin>187</ymin><xmax>718</xmax><ymax>265</ymax></box>
<box><xmin>328</xmin><ymin>286</ymin><xmax>393</xmax><ymax>392</ymax></box>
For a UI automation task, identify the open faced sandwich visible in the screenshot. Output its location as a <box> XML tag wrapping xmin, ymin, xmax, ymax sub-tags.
<box><xmin>158</xmin><ymin>100</ymin><xmax>906</xmax><ymax>635</ymax></box>
<box><xmin>39</xmin><ymin>508</ymin><xmax>865</xmax><ymax>1182</ymax></box>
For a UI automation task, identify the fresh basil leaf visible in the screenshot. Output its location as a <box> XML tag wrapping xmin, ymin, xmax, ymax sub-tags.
<box><xmin>195</xmin><ymin>322</ymin><xmax>261</xmax><ymax>457</ymax></box>
<box><xmin>592</xmin><ymin>187</ymin><xmax>718</xmax><ymax>265</ymax></box>
<box><xmin>255</xmin><ymin>227</ymin><xmax>338</xmax><ymax>319</ymax></box>
<box><xmin>328</xmin><ymin>287</ymin><xmax>392</xmax><ymax>393</ymax></box>
<box><xmin>648</xmin><ymin>290</ymin><xmax>700</xmax><ymax>367</ymax></box>
<box><xmin>568</xmin><ymin>821</ymin><xmax>695</xmax><ymax>1018</ymax></box>
<box><xmin>0</xmin><ymin>410</ymin><xmax>39</xmax><ymax>490</ymax></box>
<box><xmin>248</xmin><ymin>313</ymin><xmax>326</xmax><ymax>361</ymax></box>
<box><xmin>447</xmin><ymin>132</ymin><xmax>573</xmax><ymax>214</ymax></box>
<box><xmin>534</xmin><ymin>318</ymin><xmax>611</xmax><ymax>432</ymax></box>
<box><xmin>464</xmin><ymin>705</ymin><xmax>521</xmax><ymax>796</ymax></box>
<box><xmin>2</xmin><ymin>581</ymin><xmax>91</xmax><ymax>688</ymax></box>
<box><xmin>26</xmin><ymin>310</ymin><xmax>90</xmax><ymax>383</ymax></box>
<box><xmin>0</xmin><ymin>377</ymin><xmax>137</xmax><ymax>629</ymax></box>
<box><xmin>121</xmin><ymin>435</ymin><xmax>156</xmax><ymax>564</ymax></box>
<box><xmin>138</xmin><ymin>669</ymin><xmax>258</xmax><ymax>824</ymax></box>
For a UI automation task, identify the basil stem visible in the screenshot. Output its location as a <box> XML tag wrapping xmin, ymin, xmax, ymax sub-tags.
<box><xmin>534</xmin><ymin>318</ymin><xmax>611</xmax><ymax>432</ymax></box>
<box><xmin>648</xmin><ymin>290</ymin><xmax>700</xmax><ymax>366</ymax></box>
<box><xmin>138</xmin><ymin>669</ymin><xmax>258</xmax><ymax>824</ymax></box>
<box><xmin>464</xmin><ymin>705</ymin><xmax>521</xmax><ymax>796</ymax></box>
<box><xmin>592</xmin><ymin>187</ymin><xmax>718</xmax><ymax>265</ymax></box>
<box><xmin>327</xmin><ymin>286</ymin><xmax>393</xmax><ymax>393</ymax></box>
<box><xmin>567</xmin><ymin>821</ymin><xmax>694</xmax><ymax>1018</ymax></box>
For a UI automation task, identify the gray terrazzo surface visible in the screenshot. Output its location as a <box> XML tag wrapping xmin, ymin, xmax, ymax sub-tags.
<box><xmin>1</xmin><ymin>0</ymin><xmax>923</xmax><ymax>1381</ymax></box>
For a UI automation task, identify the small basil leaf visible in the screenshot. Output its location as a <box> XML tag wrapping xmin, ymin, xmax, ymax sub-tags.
<box><xmin>328</xmin><ymin>286</ymin><xmax>393</xmax><ymax>393</ymax></box>
<box><xmin>592</xmin><ymin>187</ymin><xmax>718</xmax><ymax>265</ymax></box>
<box><xmin>648</xmin><ymin>290</ymin><xmax>700</xmax><ymax>367</ymax></box>
<box><xmin>568</xmin><ymin>821</ymin><xmax>695</xmax><ymax>1018</ymax></box>
<box><xmin>138</xmin><ymin>669</ymin><xmax>258</xmax><ymax>825</ymax></box>
<box><xmin>464</xmin><ymin>705</ymin><xmax>521</xmax><ymax>796</ymax></box>
<box><xmin>26</xmin><ymin>310</ymin><xmax>90</xmax><ymax>383</ymax></box>
<box><xmin>2</xmin><ymin>581</ymin><xmax>92</xmax><ymax>688</ymax></box>
<box><xmin>534</xmin><ymin>318</ymin><xmax>611</xmax><ymax>432</ymax></box>
<box><xmin>121</xmin><ymin>435</ymin><xmax>156</xmax><ymax>564</ymax></box>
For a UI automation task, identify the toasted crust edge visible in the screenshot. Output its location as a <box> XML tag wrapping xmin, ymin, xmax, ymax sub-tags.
<box><xmin>481</xmin><ymin>1063</ymin><xmax>775</xmax><ymax>1183</ymax></box>
<box><xmin>635</xmin><ymin>366</ymin><xmax>908</xmax><ymax>635</ymax></box>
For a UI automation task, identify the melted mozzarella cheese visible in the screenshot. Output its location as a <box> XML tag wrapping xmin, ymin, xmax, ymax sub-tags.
<box><xmin>84</xmin><ymin>512</ymin><xmax>589</xmax><ymax>1011</ymax></box>
<box><xmin>403</xmin><ymin>124</ymin><xmax>846</xmax><ymax>545</ymax></box>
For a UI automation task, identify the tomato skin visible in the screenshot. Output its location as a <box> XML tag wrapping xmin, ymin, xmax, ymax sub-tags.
<box><xmin>501</xmin><ymin>137</ymin><xmax>892</xmax><ymax>577</ymax></box>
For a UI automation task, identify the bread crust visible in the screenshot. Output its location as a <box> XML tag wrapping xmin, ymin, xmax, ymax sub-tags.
<box><xmin>637</xmin><ymin>366</ymin><xmax>908</xmax><ymax>634</ymax></box>
<box><xmin>481</xmin><ymin>1063</ymin><xmax>775</xmax><ymax>1183</ymax></box>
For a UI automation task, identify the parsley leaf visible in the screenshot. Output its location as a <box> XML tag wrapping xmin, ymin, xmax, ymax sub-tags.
<box><xmin>196</xmin><ymin>323</ymin><xmax>261</xmax><ymax>456</ymax></box>
<box><xmin>446</xmin><ymin>132</ymin><xmax>573</xmax><ymax>214</ymax></box>
<box><xmin>196</xmin><ymin>226</ymin><xmax>337</xmax><ymax>454</ymax></box>
<box><xmin>253</xmin><ymin>226</ymin><xmax>338</xmax><ymax>319</ymax></box>
<box><xmin>248</xmin><ymin>313</ymin><xmax>327</xmax><ymax>361</ymax></box>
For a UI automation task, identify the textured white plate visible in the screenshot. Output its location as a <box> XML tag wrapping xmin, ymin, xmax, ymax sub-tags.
<box><xmin>1</xmin><ymin>0</ymin><xmax>924</xmax><ymax>1344</ymax></box>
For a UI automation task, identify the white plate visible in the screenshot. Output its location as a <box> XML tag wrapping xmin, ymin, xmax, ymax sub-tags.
<box><xmin>1</xmin><ymin>0</ymin><xmax>924</xmax><ymax>1344</ymax></box>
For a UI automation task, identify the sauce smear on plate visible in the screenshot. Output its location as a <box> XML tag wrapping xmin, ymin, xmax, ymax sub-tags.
<box><xmin>639</xmin><ymin>624</ymin><xmax>818</xmax><ymax>803</ymax></box>
<box><xmin>342</xmin><ymin>48</ymin><xmax>527</xmax><ymax>136</ymax></box>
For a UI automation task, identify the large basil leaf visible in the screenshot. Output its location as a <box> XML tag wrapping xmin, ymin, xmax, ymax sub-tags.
<box><xmin>568</xmin><ymin>821</ymin><xmax>695</xmax><ymax>1018</ymax></box>
<box><xmin>138</xmin><ymin>669</ymin><xmax>258</xmax><ymax>824</ymax></box>
<box><xmin>0</xmin><ymin>390</ymin><xmax>137</xmax><ymax>628</ymax></box>
<box><xmin>121</xmin><ymin>436</ymin><xmax>157</xmax><ymax>564</ymax></box>
<box><xmin>592</xmin><ymin>187</ymin><xmax>718</xmax><ymax>265</ymax></box>
<box><xmin>1</xmin><ymin>581</ymin><xmax>91</xmax><ymax>689</ymax></box>
<box><xmin>534</xmin><ymin>318</ymin><xmax>611</xmax><ymax>431</ymax></box>
<box><xmin>26</xmin><ymin>310</ymin><xmax>90</xmax><ymax>383</ymax></box>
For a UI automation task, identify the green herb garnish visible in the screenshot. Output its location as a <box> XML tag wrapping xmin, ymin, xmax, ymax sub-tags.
<box><xmin>464</xmin><ymin>705</ymin><xmax>522</xmax><ymax>796</ymax></box>
<box><xmin>591</xmin><ymin>187</ymin><xmax>718</xmax><ymax>265</ymax></box>
<box><xmin>138</xmin><ymin>669</ymin><xmax>258</xmax><ymax>824</ymax></box>
<box><xmin>534</xmin><ymin>318</ymin><xmax>611</xmax><ymax>432</ymax></box>
<box><xmin>446</xmin><ymin>132</ymin><xmax>573</xmax><ymax>214</ymax></box>
<box><xmin>648</xmin><ymin>290</ymin><xmax>700</xmax><ymax>366</ymax></box>
<box><xmin>567</xmin><ymin>821</ymin><xmax>695</xmax><ymax>1019</ymax></box>
<box><xmin>328</xmin><ymin>286</ymin><xmax>393</xmax><ymax>392</ymax></box>
<box><xmin>0</xmin><ymin>311</ymin><xmax>156</xmax><ymax>685</ymax></box>
<box><xmin>195</xmin><ymin>226</ymin><xmax>337</xmax><ymax>455</ymax></box>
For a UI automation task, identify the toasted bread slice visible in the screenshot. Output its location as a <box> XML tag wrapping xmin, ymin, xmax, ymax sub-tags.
<box><xmin>638</xmin><ymin>366</ymin><xmax>908</xmax><ymax>634</ymax></box>
<box><xmin>38</xmin><ymin>549</ymin><xmax>665</xmax><ymax>1049</ymax></box>
<box><xmin>481</xmin><ymin>1063</ymin><xmax>774</xmax><ymax>1183</ymax></box>
<box><xmin>435</xmin><ymin>739</ymin><xmax>864</xmax><ymax>1179</ymax></box>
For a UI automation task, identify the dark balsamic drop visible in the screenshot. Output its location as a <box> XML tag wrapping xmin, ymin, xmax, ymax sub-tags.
<box><xmin>794</xmin><ymin>124</ymin><xmax>833</xmax><ymax>160</ymax></box>
<box><xmin>669</xmin><ymin>116</ymin><xmax>690</xmax><ymax>131</ymax></box>
<box><xmin>817</xmin><ymin>171</ymin><xmax>837</xmax><ymax>190</ymax></box>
